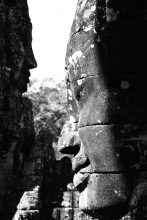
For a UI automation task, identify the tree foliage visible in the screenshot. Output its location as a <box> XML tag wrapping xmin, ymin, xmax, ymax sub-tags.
<box><xmin>24</xmin><ymin>77</ymin><xmax>67</xmax><ymax>142</ymax></box>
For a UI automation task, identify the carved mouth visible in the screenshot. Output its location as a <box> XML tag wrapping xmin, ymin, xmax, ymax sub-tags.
<box><xmin>73</xmin><ymin>164</ymin><xmax>92</xmax><ymax>192</ymax></box>
<box><xmin>71</xmin><ymin>141</ymin><xmax>91</xmax><ymax>191</ymax></box>
<box><xmin>73</xmin><ymin>171</ymin><xmax>89</xmax><ymax>191</ymax></box>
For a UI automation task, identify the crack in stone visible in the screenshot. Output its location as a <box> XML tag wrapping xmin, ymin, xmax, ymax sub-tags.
<box><xmin>78</xmin><ymin>123</ymin><xmax>147</xmax><ymax>129</ymax></box>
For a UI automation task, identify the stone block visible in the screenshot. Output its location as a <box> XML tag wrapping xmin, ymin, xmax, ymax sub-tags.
<box><xmin>72</xmin><ymin>191</ymin><xmax>80</xmax><ymax>208</ymax></box>
<box><xmin>78</xmin><ymin>173</ymin><xmax>132</xmax><ymax>219</ymax></box>
<box><xmin>68</xmin><ymin>75</ymin><xmax>147</xmax><ymax>127</ymax></box>
<box><xmin>78</xmin><ymin>125</ymin><xmax>140</xmax><ymax>172</ymax></box>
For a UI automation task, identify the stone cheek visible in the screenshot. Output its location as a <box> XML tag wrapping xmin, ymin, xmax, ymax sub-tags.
<box><xmin>79</xmin><ymin>173</ymin><xmax>132</xmax><ymax>218</ymax></box>
<box><xmin>78</xmin><ymin>125</ymin><xmax>141</xmax><ymax>173</ymax></box>
<box><xmin>65</xmin><ymin>30</ymin><xmax>104</xmax><ymax>82</ymax></box>
<box><xmin>69</xmin><ymin>75</ymin><xmax>147</xmax><ymax>127</ymax></box>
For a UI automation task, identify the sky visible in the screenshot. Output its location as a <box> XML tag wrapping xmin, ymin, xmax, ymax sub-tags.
<box><xmin>28</xmin><ymin>0</ymin><xmax>77</xmax><ymax>83</ymax></box>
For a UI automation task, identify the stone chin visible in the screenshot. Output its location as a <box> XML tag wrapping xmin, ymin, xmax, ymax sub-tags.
<box><xmin>77</xmin><ymin>173</ymin><xmax>133</xmax><ymax>219</ymax></box>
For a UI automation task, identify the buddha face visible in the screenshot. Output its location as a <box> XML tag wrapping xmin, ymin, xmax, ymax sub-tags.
<box><xmin>5</xmin><ymin>2</ymin><xmax>37</xmax><ymax>93</ymax></box>
<box><xmin>58</xmin><ymin>1</ymin><xmax>147</xmax><ymax>219</ymax></box>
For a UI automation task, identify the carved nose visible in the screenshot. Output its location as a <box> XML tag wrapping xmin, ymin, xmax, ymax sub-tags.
<box><xmin>72</xmin><ymin>142</ymin><xmax>90</xmax><ymax>172</ymax></box>
<box><xmin>58</xmin><ymin>122</ymin><xmax>81</xmax><ymax>154</ymax></box>
<box><xmin>58</xmin><ymin>121</ymin><xmax>90</xmax><ymax>172</ymax></box>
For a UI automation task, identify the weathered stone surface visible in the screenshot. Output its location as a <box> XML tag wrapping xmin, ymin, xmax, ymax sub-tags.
<box><xmin>66</xmin><ymin>81</ymin><xmax>79</xmax><ymax>122</ymax></box>
<box><xmin>0</xmin><ymin>1</ymin><xmax>76</xmax><ymax>220</ymax></box>
<box><xmin>77</xmin><ymin>173</ymin><xmax>132</xmax><ymax>219</ymax></box>
<box><xmin>58</xmin><ymin>121</ymin><xmax>80</xmax><ymax>154</ymax></box>
<box><xmin>13</xmin><ymin>210</ymin><xmax>40</xmax><ymax>220</ymax></box>
<box><xmin>66</xmin><ymin>30</ymin><xmax>104</xmax><ymax>82</ymax></box>
<box><xmin>52</xmin><ymin>207</ymin><xmax>74</xmax><ymax>220</ymax></box>
<box><xmin>17</xmin><ymin>191</ymin><xmax>41</xmax><ymax>210</ymax></box>
<box><xmin>0</xmin><ymin>88</ymin><xmax>36</xmax><ymax>219</ymax></box>
<box><xmin>52</xmin><ymin>207</ymin><xmax>131</xmax><ymax>220</ymax></box>
<box><xmin>78</xmin><ymin>125</ymin><xmax>141</xmax><ymax>172</ymax></box>
<box><xmin>68</xmin><ymin>75</ymin><xmax>147</xmax><ymax>126</ymax></box>
<box><xmin>70</xmin><ymin>0</ymin><xmax>99</xmax><ymax>36</ymax></box>
<box><xmin>1</xmin><ymin>0</ymin><xmax>147</xmax><ymax>219</ymax></box>
<box><xmin>59</xmin><ymin>1</ymin><xmax>147</xmax><ymax>219</ymax></box>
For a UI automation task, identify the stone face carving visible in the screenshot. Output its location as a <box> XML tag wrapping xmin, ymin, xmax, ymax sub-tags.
<box><xmin>0</xmin><ymin>1</ymin><xmax>37</xmax><ymax>219</ymax></box>
<box><xmin>0</xmin><ymin>0</ymin><xmax>37</xmax><ymax>96</ymax></box>
<box><xmin>0</xmin><ymin>0</ymin><xmax>37</xmax><ymax>148</ymax></box>
<box><xmin>58</xmin><ymin>0</ymin><xmax>147</xmax><ymax>219</ymax></box>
